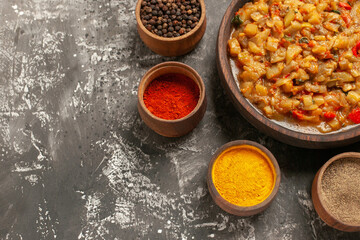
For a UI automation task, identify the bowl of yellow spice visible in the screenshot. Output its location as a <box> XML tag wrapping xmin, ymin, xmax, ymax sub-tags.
<box><xmin>207</xmin><ymin>140</ymin><xmax>281</xmax><ymax>216</ymax></box>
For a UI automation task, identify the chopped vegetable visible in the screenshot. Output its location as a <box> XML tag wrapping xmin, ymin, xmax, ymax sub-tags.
<box><xmin>266</xmin><ymin>37</ymin><xmax>279</xmax><ymax>52</ymax></box>
<box><xmin>299</xmin><ymin>37</ymin><xmax>309</xmax><ymax>44</ymax></box>
<box><xmin>286</xmin><ymin>45</ymin><xmax>302</xmax><ymax>64</ymax></box>
<box><xmin>244</xmin><ymin>24</ymin><xmax>258</xmax><ymax>36</ymax></box>
<box><xmin>312</xmin><ymin>45</ymin><xmax>327</xmax><ymax>54</ymax></box>
<box><xmin>341</xmin><ymin>13</ymin><xmax>352</xmax><ymax>27</ymax></box>
<box><xmin>323</xmin><ymin>111</ymin><xmax>336</xmax><ymax>120</ymax></box>
<box><xmin>292</xmin><ymin>110</ymin><xmax>305</xmax><ymax>120</ymax></box>
<box><xmin>284</xmin><ymin>10</ymin><xmax>295</xmax><ymax>27</ymax></box>
<box><xmin>331</xmin><ymin>10</ymin><xmax>341</xmax><ymax>14</ymax></box>
<box><xmin>348</xmin><ymin>108</ymin><xmax>360</xmax><ymax>123</ymax></box>
<box><xmin>228</xmin><ymin>38</ymin><xmax>241</xmax><ymax>57</ymax></box>
<box><xmin>352</xmin><ymin>40</ymin><xmax>360</xmax><ymax>57</ymax></box>
<box><xmin>308</xmin><ymin>11</ymin><xmax>321</xmax><ymax>24</ymax></box>
<box><xmin>324</xmin><ymin>50</ymin><xmax>334</xmax><ymax>59</ymax></box>
<box><xmin>231</xmin><ymin>15</ymin><xmax>243</xmax><ymax>26</ymax></box>
<box><xmin>283</xmin><ymin>35</ymin><xmax>294</xmax><ymax>42</ymax></box>
<box><xmin>339</xmin><ymin>2</ymin><xmax>352</xmax><ymax>10</ymax></box>
<box><xmin>308</xmin><ymin>40</ymin><xmax>316</xmax><ymax>47</ymax></box>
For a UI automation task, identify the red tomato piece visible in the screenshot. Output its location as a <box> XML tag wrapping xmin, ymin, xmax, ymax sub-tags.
<box><xmin>341</xmin><ymin>13</ymin><xmax>352</xmax><ymax>27</ymax></box>
<box><xmin>339</xmin><ymin>2</ymin><xmax>352</xmax><ymax>10</ymax></box>
<box><xmin>292</xmin><ymin>110</ymin><xmax>305</xmax><ymax>120</ymax></box>
<box><xmin>308</xmin><ymin>40</ymin><xmax>316</xmax><ymax>47</ymax></box>
<box><xmin>353</xmin><ymin>40</ymin><xmax>360</xmax><ymax>57</ymax></box>
<box><xmin>323</xmin><ymin>112</ymin><xmax>336</xmax><ymax>121</ymax></box>
<box><xmin>348</xmin><ymin>108</ymin><xmax>360</xmax><ymax>124</ymax></box>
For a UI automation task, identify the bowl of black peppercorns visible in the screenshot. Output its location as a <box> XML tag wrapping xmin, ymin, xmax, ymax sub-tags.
<box><xmin>136</xmin><ymin>0</ymin><xmax>206</xmax><ymax>57</ymax></box>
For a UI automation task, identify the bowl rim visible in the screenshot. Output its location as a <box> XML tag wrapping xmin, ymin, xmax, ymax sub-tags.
<box><xmin>216</xmin><ymin>0</ymin><xmax>360</xmax><ymax>148</ymax></box>
<box><xmin>315</xmin><ymin>152</ymin><xmax>360</xmax><ymax>228</ymax></box>
<box><xmin>207</xmin><ymin>140</ymin><xmax>281</xmax><ymax>215</ymax></box>
<box><xmin>137</xmin><ymin>61</ymin><xmax>206</xmax><ymax>123</ymax></box>
<box><xmin>135</xmin><ymin>0</ymin><xmax>206</xmax><ymax>41</ymax></box>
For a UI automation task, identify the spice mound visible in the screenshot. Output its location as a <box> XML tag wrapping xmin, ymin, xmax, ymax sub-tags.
<box><xmin>140</xmin><ymin>0</ymin><xmax>201</xmax><ymax>38</ymax></box>
<box><xmin>143</xmin><ymin>73</ymin><xmax>200</xmax><ymax>120</ymax></box>
<box><xmin>321</xmin><ymin>158</ymin><xmax>360</xmax><ymax>225</ymax></box>
<box><xmin>212</xmin><ymin>145</ymin><xmax>276</xmax><ymax>207</ymax></box>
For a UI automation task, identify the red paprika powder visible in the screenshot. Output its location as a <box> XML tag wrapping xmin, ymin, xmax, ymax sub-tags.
<box><xmin>143</xmin><ymin>73</ymin><xmax>200</xmax><ymax>120</ymax></box>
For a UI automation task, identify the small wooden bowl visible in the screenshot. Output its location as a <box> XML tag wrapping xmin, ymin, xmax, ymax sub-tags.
<box><xmin>312</xmin><ymin>152</ymin><xmax>360</xmax><ymax>232</ymax></box>
<box><xmin>137</xmin><ymin>61</ymin><xmax>207</xmax><ymax>137</ymax></box>
<box><xmin>216</xmin><ymin>0</ymin><xmax>360</xmax><ymax>149</ymax></box>
<box><xmin>135</xmin><ymin>0</ymin><xmax>206</xmax><ymax>57</ymax></box>
<box><xmin>207</xmin><ymin>140</ymin><xmax>281</xmax><ymax>216</ymax></box>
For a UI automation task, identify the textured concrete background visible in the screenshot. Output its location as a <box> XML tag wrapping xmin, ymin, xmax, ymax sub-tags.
<box><xmin>0</xmin><ymin>0</ymin><xmax>360</xmax><ymax>239</ymax></box>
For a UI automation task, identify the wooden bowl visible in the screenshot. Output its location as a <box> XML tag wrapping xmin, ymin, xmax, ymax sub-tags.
<box><xmin>216</xmin><ymin>0</ymin><xmax>360</xmax><ymax>149</ymax></box>
<box><xmin>207</xmin><ymin>140</ymin><xmax>281</xmax><ymax>216</ymax></box>
<box><xmin>135</xmin><ymin>0</ymin><xmax>206</xmax><ymax>57</ymax></box>
<box><xmin>137</xmin><ymin>61</ymin><xmax>207</xmax><ymax>137</ymax></box>
<box><xmin>312</xmin><ymin>152</ymin><xmax>360</xmax><ymax>232</ymax></box>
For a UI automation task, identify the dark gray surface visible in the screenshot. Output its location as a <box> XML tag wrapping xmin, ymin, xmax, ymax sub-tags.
<box><xmin>0</xmin><ymin>0</ymin><xmax>359</xmax><ymax>239</ymax></box>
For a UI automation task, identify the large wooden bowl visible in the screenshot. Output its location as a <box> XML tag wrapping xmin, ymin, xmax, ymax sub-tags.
<box><xmin>135</xmin><ymin>0</ymin><xmax>206</xmax><ymax>57</ymax></box>
<box><xmin>137</xmin><ymin>61</ymin><xmax>207</xmax><ymax>137</ymax></box>
<box><xmin>216</xmin><ymin>0</ymin><xmax>360</xmax><ymax>149</ymax></box>
<box><xmin>312</xmin><ymin>152</ymin><xmax>360</xmax><ymax>232</ymax></box>
<box><xmin>207</xmin><ymin>140</ymin><xmax>281</xmax><ymax>216</ymax></box>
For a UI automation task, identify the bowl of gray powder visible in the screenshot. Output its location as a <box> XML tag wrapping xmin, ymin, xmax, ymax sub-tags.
<box><xmin>312</xmin><ymin>152</ymin><xmax>360</xmax><ymax>232</ymax></box>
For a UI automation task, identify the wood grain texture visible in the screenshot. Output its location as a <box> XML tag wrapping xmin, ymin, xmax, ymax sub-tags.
<box><xmin>312</xmin><ymin>152</ymin><xmax>360</xmax><ymax>232</ymax></box>
<box><xmin>137</xmin><ymin>61</ymin><xmax>207</xmax><ymax>137</ymax></box>
<box><xmin>207</xmin><ymin>140</ymin><xmax>281</xmax><ymax>216</ymax></box>
<box><xmin>216</xmin><ymin>0</ymin><xmax>360</xmax><ymax>149</ymax></box>
<box><xmin>135</xmin><ymin>0</ymin><xmax>207</xmax><ymax>57</ymax></box>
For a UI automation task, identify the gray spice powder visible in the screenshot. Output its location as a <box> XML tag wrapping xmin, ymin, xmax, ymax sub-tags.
<box><xmin>320</xmin><ymin>158</ymin><xmax>360</xmax><ymax>225</ymax></box>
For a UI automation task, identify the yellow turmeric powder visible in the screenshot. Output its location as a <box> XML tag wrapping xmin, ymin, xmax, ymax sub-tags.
<box><xmin>212</xmin><ymin>145</ymin><xmax>275</xmax><ymax>207</ymax></box>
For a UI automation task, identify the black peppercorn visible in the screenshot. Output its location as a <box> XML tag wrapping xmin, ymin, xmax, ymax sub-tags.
<box><xmin>140</xmin><ymin>0</ymin><xmax>201</xmax><ymax>38</ymax></box>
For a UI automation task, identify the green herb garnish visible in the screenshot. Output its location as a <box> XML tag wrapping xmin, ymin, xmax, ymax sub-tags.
<box><xmin>299</xmin><ymin>37</ymin><xmax>309</xmax><ymax>44</ymax></box>
<box><xmin>294</xmin><ymin>79</ymin><xmax>305</xmax><ymax>85</ymax></box>
<box><xmin>231</xmin><ymin>15</ymin><xmax>243</xmax><ymax>27</ymax></box>
<box><xmin>283</xmin><ymin>35</ymin><xmax>294</xmax><ymax>42</ymax></box>
<box><xmin>332</xmin><ymin>9</ymin><xmax>341</xmax><ymax>14</ymax></box>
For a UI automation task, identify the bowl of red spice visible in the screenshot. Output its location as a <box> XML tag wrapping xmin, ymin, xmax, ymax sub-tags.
<box><xmin>312</xmin><ymin>152</ymin><xmax>360</xmax><ymax>232</ymax></box>
<box><xmin>207</xmin><ymin>140</ymin><xmax>281</xmax><ymax>216</ymax></box>
<box><xmin>138</xmin><ymin>61</ymin><xmax>206</xmax><ymax>137</ymax></box>
<box><xmin>135</xmin><ymin>0</ymin><xmax>206</xmax><ymax>56</ymax></box>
